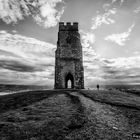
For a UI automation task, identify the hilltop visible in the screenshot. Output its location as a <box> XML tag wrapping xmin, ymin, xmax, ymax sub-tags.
<box><xmin>0</xmin><ymin>89</ymin><xmax>140</xmax><ymax>140</ymax></box>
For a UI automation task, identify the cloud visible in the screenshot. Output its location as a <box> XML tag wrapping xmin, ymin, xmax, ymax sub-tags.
<box><xmin>133</xmin><ymin>51</ymin><xmax>139</xmax><ymax>55</ymax></box>
<box><xmin>105</xmin><ymin>23</ymin><xmax>135</xmax><ymax>46</ymax></box>
<box><xmin>12</xmin><ymin>30</ymin><xmax>17</xmax><ymax>33</ymax></box>
<box><xmin>0</xmin><ymin>0</ymin><xmax>65</xmax><ymax>28</ymax></box>
<box><xmin>0</xmin><ymin>30</ymin><xmax>139</xmax><ymax>87</ymax></box>
<box><xmin>0</xmin><ymin>59</ymin><xmax>43</xmax><ymax>72</ymax></box>
<box><xmin>82</xmin><ymin>42</ymin><xmax>140</xmax><ymax>86</ymax></box>
<box><xmin>134</xmin><ymin>7</ymin><xmax>140</xmax><ymax>13</ymax></box>
<box><xmin>91</xmin><ymin>0</ymin><xmax>128</xmax><ymax>31</ymax></box>
<box><xmin>108</xmin><ymin>57</ymin><xmax>139</xmax><ymax>84</ymax></box>
<box><xmin>80</xmin><ymin>30</ymin><xmax>106</xmax><ymax>87</ymax></box>
<box><xmin>0</xmin><ymin>30</ymin><xmax>56</xmax><ymax>58</ymax></box>
<box><xmin>34</xmin><ymin>0</ymin><xmax>65</xmax><ymax>28</ymax></box>
<box><xmin>0</xmin><ymin>30</ymin><xmax>56</xmax><ymax>86</ymax></box>
<box><xmin>80</xmin><ymin>30</ymin><xmax>95</xmax><ymax>48</ymax></box>
<box><xmin>0</xmin><ymin>0</ymin><xmax>34</xmax><ymax>24</ymax></box>
<box><xmin>105</xmin><ymin>56</ymin><xmax>140</xmax><ymax>69</ymax></box>
<box><xmin>0</xmin><ymin>68</ymin><xmax>54</xmax><ymax>86</ymax></box>
<box><xmin>80</xmin><ymin>30</ymin><xmax>99</xmax><ymax>65</ymax></box>
<box><xmin>0</xmin><ymin>49</ymin><xmax>21</xmax><ymax>58</ymax></box>
<box><xmin>91</xmin><ymin>8</ymin><xmax>116</xmax><ymax>30</ymax></box>
<box><xmin>112</xmin><ymin>0</ymin><xmax>125</xmax><ymax>5</ymax></box>
<box><xmin>101</xmin><ymin>56</ymin><xmax>140</xmax><ymax>83</ymax></box>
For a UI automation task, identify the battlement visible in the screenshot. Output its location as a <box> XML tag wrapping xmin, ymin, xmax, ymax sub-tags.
<box><xmin>59</xmin><ymin>22</ymin><xmax>78</xmax><ymax>31</ymax></box>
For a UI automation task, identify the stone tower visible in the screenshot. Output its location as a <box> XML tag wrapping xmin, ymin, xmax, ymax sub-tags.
<box><xmin>54</xmin><ymin>22</ymin><xmax>84</xmax><ymax>89</ymax></box>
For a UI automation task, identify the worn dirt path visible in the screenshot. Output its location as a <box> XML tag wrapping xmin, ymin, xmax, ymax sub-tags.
<box><xmin>67</xmin><ymin>91</ymin><xmax>139</xmax><ymax>140</ymax></box>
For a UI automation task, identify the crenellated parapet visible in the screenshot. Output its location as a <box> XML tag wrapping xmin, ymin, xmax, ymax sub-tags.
<box><xmin>59</xmin><ymin>22</ymin><xmax>78</xmax><ymax>31</ymax></box>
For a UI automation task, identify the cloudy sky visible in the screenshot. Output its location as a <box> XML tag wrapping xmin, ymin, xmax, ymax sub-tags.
<box><xmin>0</xmin><ymin>0</ymin><xmax>140</xmax><ymax>88</ymax></box>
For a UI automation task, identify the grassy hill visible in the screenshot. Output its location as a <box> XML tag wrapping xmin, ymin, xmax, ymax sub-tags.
<box><xmin>0</xmin><ymin>89</ymin><xmax>140</xmax><ymax>140</ymax></box>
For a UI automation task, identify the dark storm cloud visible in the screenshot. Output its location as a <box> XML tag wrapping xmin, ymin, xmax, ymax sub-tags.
<box><xmin>104</xmin><ymin>69</ymin><xmax>120</xmax><ymax>75</ymax></box>
<box><xmin>102</xmin><ymin>59</ymin><xmax>114</xmax><ymax>64</ymax></box>
<box><xmin>0</xmin><ymin>60</ymin><xmax>43</xmax><ymax>72</ymax></box>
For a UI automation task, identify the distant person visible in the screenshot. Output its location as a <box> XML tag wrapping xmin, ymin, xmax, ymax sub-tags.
<box><xmin>97</xmin><ymin>84</ymin><xmax>99</xmax><ymax>90</ymax></box>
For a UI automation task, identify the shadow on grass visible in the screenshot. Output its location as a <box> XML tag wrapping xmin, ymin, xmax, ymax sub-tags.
<box><xmin>0</xmin><ymin>90</ymin><xmax>88</xmax><ymax>140</ymax></box>
<box><xmin>0</xmin><ymin>90</ymin><xmax>62</xmax><ymax>113</ymax></box>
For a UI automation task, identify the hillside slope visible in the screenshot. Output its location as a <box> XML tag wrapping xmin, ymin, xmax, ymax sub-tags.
<box><xmin>0</xmin><ymin>89</ymin><xmax>140</xmax><ymax>140</ymax></box>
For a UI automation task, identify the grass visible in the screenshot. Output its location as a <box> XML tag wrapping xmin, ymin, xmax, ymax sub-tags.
<box><xmin>0</xmin><ymin>89</ymin><xmax>139</xmax><ymax>140</ymax></box>
<box><xmin>0</xmin><ymin>90</ymin><xmax>87</xmax><ymax>140</ymax></box>
<box><xmin>80</xmin><ymin>89</ymin><xmax>140</xmax><ymax>110</ymax></box>
<box><xmin>0</xmin><ymin>90</ymin><xmax>61</xmax><ymax>113</ymax></box>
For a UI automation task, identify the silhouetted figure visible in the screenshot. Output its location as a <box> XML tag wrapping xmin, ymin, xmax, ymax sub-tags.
<box><xmin>97</xmin><ymin>84</ymin><xmax>99</xmax><ymax>90</ymax></box>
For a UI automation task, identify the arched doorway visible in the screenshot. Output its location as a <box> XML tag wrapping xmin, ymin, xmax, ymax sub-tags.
<box><xmin>65</xmin><ymin>73</ymin><xmax>74</xmax><ymax>89</ymax></box>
